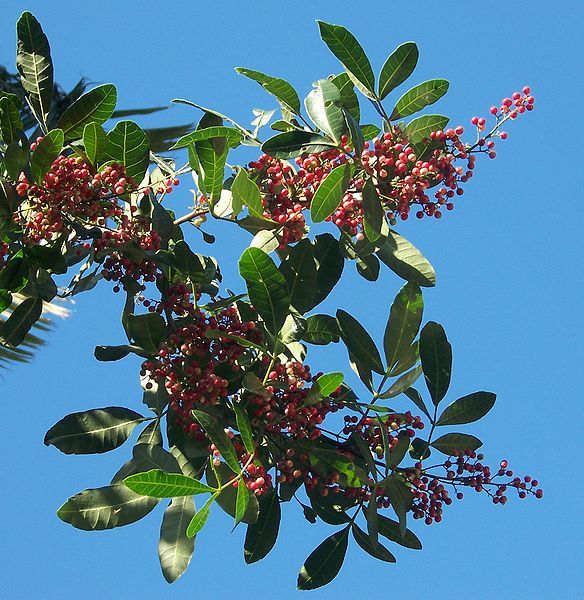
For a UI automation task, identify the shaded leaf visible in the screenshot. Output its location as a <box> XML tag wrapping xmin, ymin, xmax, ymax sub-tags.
<box><xmin>436</xmin><ymin>391</ymin><xmax>496</xmax><ymax>426</ymax></box>
<box><xmin>301</xmin><ymin>314</ymin><xmax>340</xmax><ymax>345</ymax></box>
<box><xmin>261</xmin><ymin>130</ymin><xmax>335</xmax><ymax>160</ymax></box>
<box><xmin>279</xmin><ymin>238</ymin><xmax>317</xmax><ymax>314</ymax></box>
<box><xmin>431</xmin><ymin>433</ymin><xmax>482</xmax><ymax>455</ymax></box>
<box><xmin>377</xmin><ymin>514</ymin><xmax>422</xmax><ymax>549</ymax></box>
<box><xmin>311</xmin><ymin>234</ymin><xmax>344</xmax><ymax>308</ymax></box>
<box><xmin>236</xmin><ymin>67</ymin><xmax>301</xmax><ymax>115</ymax></box>
<box><xmin>30</xmin><ymin>129</ymin><xmax>64</xmax><ymax>183</ymax></box>
<box><xmin>126</xmin><ymin>312</ymin><xmax>166</xmax><ymax>355</ymax></box>
<box><xmin>244</xmin><ymin>490</ymin><xmax>281</xmax><ymax>563</ymax></box>
<box><xmin>232</xmin><ymin>168</ymin><xmax>263</xmax><ymax>218</ymax></box>
<box><xmin>297</xmin><ymin>527</ymin><xmax>349</xmax><ymax>590</ymax></box>
<box><xmin>206</xmin><ymin>463</ymin><xmax>259</xmax><ymax>524</ymax></box>
<box><xmin>352</xmin><ymin>524</ymin><xmax>396</xmax><ymax>562</ymax></box>
<box><xmin>193</xmin><ymin>410</ymin><xmax>240</xmax><ymax>473</ymax></box>
<box><xmin>379</xmin><ymin>474</ymin><xmax>413</xmax><ymax>535</ymax></box>
<box><xmin>378</xmin><ymin>42</ymin><xmax>419</xmax><ymax>100</ymax></box>
<box><xmin>171</xmin><ymin>126</ymin><xmax>242</xmax><ymax>150</ymax></box>
<box><xmin>0</xmin><ymin>296</ymin><xmax>43</xmax><ymax>347</ymax></box>
<box><xmin>305</xmin><ymin>79</ymin><xmax>347</xmax><ymax>143</ymax></box>
<box><xmin>419</xmin><ymin>321</ymin><xmax>452</xmax><ymax>406</ymax></box>
<box><xmin>57</xmin><ymin>83</ymin><xmax>117</xmax><ymax>138</ymax></box>
<box><xmin>337</xmin><ymin>309</ymin><xmax>384</xmax><ymax>374</ymax></box>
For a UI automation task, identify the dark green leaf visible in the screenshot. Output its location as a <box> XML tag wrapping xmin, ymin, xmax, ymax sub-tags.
<box><xmin>57</xmin><ymin>84</ymin><xmax>117</xmax><ymax>139</ymax></box>
<box><xmin>0</xmin><ymin>291</ymin><xmax>12</xmax><ymax>313</ymax></box>
<box><xmin>57</xmin><ymin>484</ymin><xmax>158</xmax><ymax>531</ymax></box>
<box><xmin>16</xmin><ymin>11</ymin><xmax>53</xmax><ymax>129</ymax></box>
<box><xmin>311</xmin><ymin>234</ymin><xmax>344</xmax><ymax>308</ymax></box>
<box><xmin>158</xmin><ymin>495</ymin><xmax>196</xmax><ymax>583</ymax></box>
<box><xmin>390</xmin><ymin>342</ymin><xmax>419</xmax><ymax>377</ymax></box>
<box><xmin>112</xmin><ymin>443</ymin><xmax>182</xmax><ymax>483</ymax></box>
<box><xmin>231</xmin><ymin>168</ymin><xmax>263</xmax><ymax>218</ymax></box>
<box><xmin>297</xmin><ymin>527</ymin><xmax>349</xmax><ymax>590</ymax></box>
<box><xmin>378</xmin><ymin>42</ymin><xmax>419</xmax><ymax>100</ymax></box>
<box><xmin>194</xmin><ymin>138</ymin><xmax>228</xmax><ymax>200</ymax></box>
<box><xmin>366</xmin><ymin>492</ymin><xmax>379</xmax><ymax>548</ymax></box>
<box><xmin>94</xmin><ymin>344</ymin><xmax>133</xmax><ymax>362</ymax></box>
<box><xmin>126</xmin><ymin>312</ymin><xmax>167</xmax><ymax>355</ymax></box>
<box><xmin>0</xmin><ymin>296</ymin><xmax>43</xmax><ymax>347</ymax></box>
<box><xmin>377</xmin><ymin>514</ymin><xmax>422</xmax><ymax>549</ymax></box>
<box><xmin>244</xmin><ymin>489</ymin><xmax>281</xmax><ymax>563</ymax></box>
<box><xmin>379</xmin><ymin>365</ymin><xmax>422</xmax><ymax>399</ymax></box>
<box><xmin>82</xmin><ymin>122</ymin><xmax>108</xmax><ymax>165</ymax></box>
<box><xmin>362</xmin><ymin>180</ymin><xmax>386</xmax><ymax>242</ymax></box>
<box><xmin>337</xmin><ymin>309</ymin><xmax>384</xmax><ymax>374</ymax></box>
<box><xmin>352</xmin><ymin>524</ymin><xmax>396</xmax><ymax>562</ymax></box>
<box><xmin>234</xmin><ymin>401</ymin><xmax>255</xmax><ymax>455</ymax></box>
<box><xmin>308</xmin><ymin>447</ymin><xmax>367</xmax><ymax>487</ymax></box>
<box><xmin>124</xmin><ymin>469</ymin><xmax>215</xmax><ymax>497</ymax></box>
<box><xmin>310</xmin><ymin>163</ymin><xmax>351</xmax><ymax>223</ymax></box>
<box><xmin>279</xmin><ymin>238</ymin><xmax>317</xmax><ymax>314</ymax></box>
<box><xmin>0</xmin><ymin>96</ymin><xmax>23</xmax><ymax>143</ymax></box>
<box><xmin>379</xmin><ymin>474</ymin><xmax>413</xmax><ymax>535</ymax></box>
<box><xmin>238</xmin><ymin>247</ymin><xmax>290</xmax><ymax>334</ymax></box>
<box><xmin>404</xmin><ymin>387</ymin><xmax>432</xmax><ymax>421</ymax></box>
<box><xmin>137</xmin><ymin>421</ymin><xmax>163</xmax><ymax>446</ymax></box>
<box><xmin>404</xmin><ymin>114</ymin><xmax>449</xmax><ymax>144</ymax></box>
<box><xmin>30</xmin><ymin>129</ymin><xmax>64</xmax><ymax>183</ymax></box>
<box><xmin>235</xmin><ymin>480</ymin><xmax>251</xmax><ymax>526</ymax></box>
<box><xmin>361</xmin><ymin>124</ymin><xmax>381</xmax><ymax>140</ymax></box>
<box><xmin>383</xmin><ymin>282</ymin><xmax>423</xmax><ymax>372</ymax></box>
<box><xmin>330</xmin><ymin>73</ymin><xmax>360</xmax><ymax>121</ymax></box>
<box><xmin>261</xmin><ymin>130</ymin><xmax>335</xmax><ymax>160</ymax></box>
<box><xmin>386</xmin><ymin>433</ymin><xmax>411</xmax><ymax>469</ymax></box>
<box><xmin>106</xmin><ymin>120</ymin><xmax>149</xmax><ymax>182</ymax></box>
<box><xmin>206</xmin><ymin>463</ymin><xmax>259</xmax><ymax>524</ymax></box>
<box><xmin>4</xmin><ymin>143</ymin><xmax>28</xmax><ymax>181</ymax></box>
<box><xmin>431</xmin><ymin>433</ymin><xmax>482</xmax><ymax>455</ymax></box>
<box><xmin>44</xmin><ymin>406</ymin><xmax>144</xmax><ymax>454</ymax></box>
<box><xmin>301</xmin><ymin>314</ymin><xmax>340</xmax><ymax>345</ymax></box>
<box><xmin>235</xmin><ymin>67</ymin><xmax>301</xmax><ymax>115</ymax></box>
<box><xmin>419</xmin><ymin>321</ymin><xmax>452</xmax><ymax>406</ymax></box>
<box><xmin>193</xmin><ymin>410</ymin><xmax>240</xmax><ymax>473</ymax></box>
<box><xmin>317</xmin><ymin>21</ymin><xmax>375</xmax><ymax>99</ymax></box>
<box><xmin>436</xmin><ymin>391</ymin><xmax>496</xmax><ymax>426</ymax></box>
<box><xmin>391</xmin><ymin>79</ymin><xmax>449</xmax><ymax>120</ymax></box>
<box><xmin>376</xmin><ymin>230</ymin><xmax>436</xmax><ymax>287</ymax></box>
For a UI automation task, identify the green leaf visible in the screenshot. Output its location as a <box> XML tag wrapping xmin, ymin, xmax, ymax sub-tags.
<box><xmin>124</xmin><ymin>469</ymin><xmax>215</xmax><ymax>498</ymax></box>
<box><xmin>57</xmin><ymin>484</ymin><xmax>158</xmax><ymax>531</ymax></box>
<box><xmin>0</xmin><ymin>96</ymin><xmax>23</xmax><ymax>143</ymax></box>
<box><xmin>194</xmin><ymin>138</ymin><xmax>228</xmax><ymax>200</ymax></box>
<box><xmin>238</xmin><ymin>247</ymin><xmax>290</xmax><ymax>334</ymax></box>
<box><xmin>352</xmin><ymin>524</ymin><xmax>396</xmax><ymax>562</ymax></box>
<box><xmin>378</xmin><ymin>42</ymin><xmax>419</xmax><ymax>100</ymax></box>
<box><xmin>344</xmin><ymin>109</ymin><xmax>365</xmax><ymax>156</ymax></box>
<box><xmin>136</xmin><ymin>421</ymin><xmax>163</xmax><ymax>446</ymax></box>
<box><xmin>44</xmin><ymin>406</ymin><xmax>144</xmax><ymax>455</ymax></box>
<box><xmin>308</xmin><ymin>447</ymin><xmax>367</xmax><ymax>488</ymax></box>
<box><xmin>362</xmin><ymin>180</ymin><xmax>386</xmax><ymax>242</ymax></box>
<box><xmin>366</xmin><ymin>492</ymin><xmax>379</xmax><ymax>548</ymax></box>
<box><xmin>0</xmin><ymin>291</ymin><xmax>12</xmax><ymax>313</ymax></box>
<box><xmin>244</xmin><ymin>489</ymin><xmax>281</xmax><ymax>564</ymax></box>
<box><xmin>317</xmin><ymin>21</ymin><xmax>375</xmax><ymax>99</ymax></box>
<box><xmin>235</xmin><ymin>481</ymin><xmax>251</xmax><ymax>526</ymax></box>
<box><xmin>419</xmin><ymin>321</ymin><xmax>452</xmax><ymax>406</ymax></box>
<box><xmin>94</xmin><ymin>344</ymin><xmax>133</xmax><ymax>362</ymax></box>
<box><xmin>0</xmin><ymin>296</ymin><xmax>43</xmax><ymax>347</ymax></box>
<box><xmin>361</xmin><ymin>124</ymin><xmax>382</xmax><ymax>140</ymax></box>
<box><xmin>389</xmin><ymin>341</ymin><xmax>419</xmax><ymax>377</ymax></box>
<box><xmin>330</xmin><ymin>73</ymin><xmax>360</xmax><ymax>121</ymax></box>
<box><xmin>193</xmin><ymin>410</ymin><xmax>240</xmax><ymax>473</ymax></box>
<box><xmin>16</xmin><ymin>11</ymin><xmax>53</xmax><ymax>129</ymax></box>
<box><xmin>404</xmin><ymin>114</ymin><xmax>449</xmax><ymax>144</ymax></box>
<box><xmin>379</xmin><ymin>474</ymin><xmax>413</xmax><ymax>535</ymax></box>
<box><xmin>390</xmin><ymin>79</ymin><xmax>449</xmax><ymax>120</ymax></box>
<box><xmin>234</xmin><ymin>402</ymin><xmax>255</xmax><ymax>455</ymax></box>
<box><xmin>158</xmin><ymin>495</ymin><xmax>196</xmax><ymax>583</ymax></box>
<box><xmin>337</xmin><ymin>309</ymin><xmax>384</xmax><ymax>374</ymax></box>
<box><xmin>383</xmin><ymin>282</ymin><xmax>423</xmax><ymax>372</ymax></box>
<box><xmin>279</xmin><ymin>238</ymin><xmax>317</xmax><ymax>314</ymax></box>
<box><xmin>311</xmin><ymin>234</ymin><xmax>344</xmax><ymax>308</ymax></box>
<box><xmin>126</xmin><ymin>312</ymin><xmax>167</xmax><ymax>355</ymax></box>
<box><xmin>231</xmin><ymin>168</ymin><xmax>263</xmax><ymax>218</ymax></box>
<box><xmin>301</xmin><ymin>314</ymin><xmax>340</xmax><ymax>345</ymax></box>
<box><xmin>386</xmin><ymin>433</ymin><xmax>411</xmax><ymax>469</ymax></box>
<box><xmin>376</xmin><ymin>230</ymin><xmax>436</xmax><ymax>287</ymax></box>
<box><xmin>436</xmin><ymin>392</ymin><xmax>496</xmax><ymax>426</ymax></box>
<box><xmin>4</xmin><ymin>143</ymin><xmax>28</xmax><ymax>181</ymax></box>
<box><xmin>261</xmin><ymin>130</ymin><xmax>335</xmax><ymax>160</ymax></box>
<box><xmin>112</xmin><ymin>443</ymin><xmax>182</xmax><ymax>483</ymax></box>
<box><xmin>82</xmin><ymin>123</ymin><xmax>108</xmax><ymax>165</ymax></box>
<box><xmin>186</xmin><ymin>493</ymin><xmax>217</xmax><ymax>538</ymax></box>
<box><xmin>206</xmin><ymin>463</ymin><xmax>259</xmax><ymax>524</ymax></box>
<box><xmin>377</xmin><ymin>514</ymin><xmax>422</xmax><ymax>549</ymax></box>
<box><xmin>304</xmin><ymin>79</ymin><xmax>347</xmax><ymax>143</ymax></box>
<box><xmin>235</xmin><ymin>67</ymin><xmax>301</xmax><ymax>115</ymax></box>
<box><xmin>57</xmin><ymin>84</ymin><xmax>117</xmax><ymax>139</ymax></box>
<box><xmin>205</xmin><ymin>329</ymin><xmax>267</xmax><ymax>354</ymax></box>
<box><xmin>297</xmin><ymin>527</ymin><xmax>349</xmax><ymax>590</ymax></box>
<box><xmin>404</xmin><ymin>387</ymin><xmax>432</xmax><ymax>421</ymax></box>
<box><xmin>171</xmin><ymin>126</ymin><xmax>242</xmax><ymax>150</ymax></box>
<box><xmin>315</xmin><ymin>372</ymin><xmax>344</xmax><ymax>396</ymax></box>
<box><xmin>310</xmin><ymin>163</ymin><xmax>351</xmax><ymax>223</ymax></box>
<box><xmin>30</xmin><ymin>129</ymin><xmax>64</xmax><ymax>183</ymax></box>
<box><xmin>380</xmin><ymin>365</ymin><xmax>422</xmax><ymax>399</ymax></box>
<box><xmin>106</xmin><ymin>120</ymin><xmax>149</xmax><ymax>182</ymax></box>
<box><xmin>431</xmin><ymin>433</ymin><xmax>482</xmax><ymax>455</ymax></box>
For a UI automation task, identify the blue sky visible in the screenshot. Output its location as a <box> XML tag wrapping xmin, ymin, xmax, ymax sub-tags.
<box><xmin>1</xmin><ymin>1</ymin><xmax>582</xmax><ymax>598</ymax></box>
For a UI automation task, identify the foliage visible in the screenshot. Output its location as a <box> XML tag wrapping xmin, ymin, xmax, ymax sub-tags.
<box><xmin>0</xmin><ymin>13</ymin><xmax>542</xmax><ymax>589</ymax></box>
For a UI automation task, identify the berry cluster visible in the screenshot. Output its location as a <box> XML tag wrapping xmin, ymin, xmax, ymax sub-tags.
<box><xmin>249</xmin><ymin>358</ymin><xmax>341</xmax><ymax>439</ymax></box>
<box><xmin>245</xmin><ymin>88</ymin><xmax>534</xmax><ymax>242</ymax></box>
<box><xmin>14</xmin><ymin>154</ymin><xmax>134</xmax><ymax>244</ymax></box>
<box><xmin>0</xmin><ymin>241</ymin><xmax>8</xmax><ymax>269</ymax></box>
<box><xmin>141</xmin><ymin>306</ymin><xmax>261</xmax><ymax>436</ymax></box>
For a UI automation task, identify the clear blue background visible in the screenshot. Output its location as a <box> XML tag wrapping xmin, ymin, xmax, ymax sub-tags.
<box><xmin>1</xmin><ymin>1</ymin><xmax>582</xmax><ymax>598</ymax></box>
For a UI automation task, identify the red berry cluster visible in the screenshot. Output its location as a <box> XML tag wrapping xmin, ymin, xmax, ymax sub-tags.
<box><xmin>95</xmin><ymin>214</ymin><xmax>162</xmax><ymax>290</ymax></box>
<box><xmin>409</xmin><ymin>451</ymin><xmax>543</xmax><ymax>525</ymax></box>
<box><xmin>141</xmin><ymin>306</ymin><xmax>261</xmax><ymax>436</ymax></box>
<box><xmin>14</xmin><ymin>154</ymin><xmax>134</xmax><ymax>244</ymax></box>
<box><xmin>0</xmin><ymin>241</ymin><xmax>8</xmax><ymax>269</ymax></box>
<box><xmin>249</xmin><ymin>358</ymin><xmax>341</xmax><ymax>439</ymax></box>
